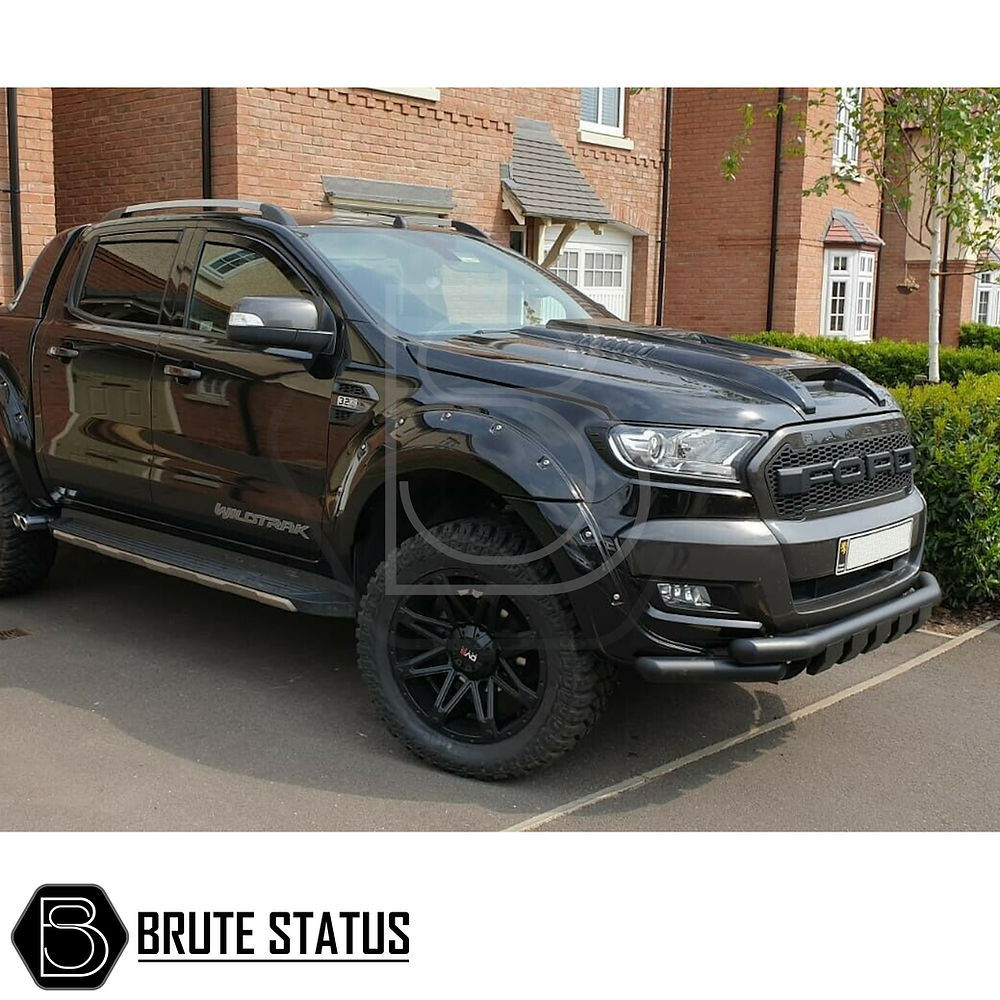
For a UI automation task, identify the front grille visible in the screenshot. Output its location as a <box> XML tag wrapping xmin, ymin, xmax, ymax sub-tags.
<box><xmin>764</xmin><ymin>423</ymin><xmax>914</xmax><ymax>519</ymax></box>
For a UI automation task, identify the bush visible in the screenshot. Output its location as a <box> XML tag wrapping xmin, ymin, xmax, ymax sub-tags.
<box><xmin>891</xmin><ymin>374</ymin><xmax>1000</xmax><ymax>607</ymax></box>
<box><xmin>959</xmin><ymin>322</ymin><xmax>1000</xmax><ymax>350</ymax></box>
<box><xmin>733</xmin><ymin>332</ymin><xmax>1000</xmax><ymax>387</ymax></box>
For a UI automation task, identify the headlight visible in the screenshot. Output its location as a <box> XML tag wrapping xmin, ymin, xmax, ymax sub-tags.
<box><xmin>608</xmin><ymin>425</ymin><xmax>764</xmax><ymax>483</ymax></box>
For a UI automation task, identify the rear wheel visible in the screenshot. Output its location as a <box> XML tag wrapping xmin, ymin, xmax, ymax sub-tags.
<box><xmin>0</xmin><ymin>452</ymin><xmax>56</xmax><ymax>597</ymax></box>
<box><xmin>356</xmin><ymin>517</ymin><xmax>615</xmax><ymax>779</ymax></box>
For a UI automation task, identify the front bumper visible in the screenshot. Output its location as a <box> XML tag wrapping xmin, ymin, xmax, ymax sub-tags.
<box><xmin>527</xmin><ymin>487</ymin><xmax>935</xmax><ymax>678</ymax></box>
<box><xmin>635</xmin><ymin>571</ymin><xmax>940</xmax><ymax>683</ymax></box>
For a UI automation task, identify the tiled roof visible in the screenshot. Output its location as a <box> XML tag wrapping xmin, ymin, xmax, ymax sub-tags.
<box><xmin>501</xmin><ymin>118</ymin><xmax>612</xmax><ymax>224</ymax></box>
<box><xmin>824</xmin><ymin>208</ymin><xmax>884</xmax><ymax>247</ymax></box>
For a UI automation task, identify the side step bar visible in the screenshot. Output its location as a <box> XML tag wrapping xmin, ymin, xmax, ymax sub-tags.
<box><xmin>52</xmin><ymin>511</ymin><xmax>355</xmax><ymax>617</ymax></box>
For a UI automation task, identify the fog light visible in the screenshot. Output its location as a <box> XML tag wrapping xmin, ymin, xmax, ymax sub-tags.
<box><xmin>658</xmin><ymin>582</ymin><xmax>712</xmax><ymax>609</ymax></box>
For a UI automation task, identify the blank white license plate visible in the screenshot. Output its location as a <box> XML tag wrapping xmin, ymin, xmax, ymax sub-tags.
<box><xmin>836</xmin><ymin>518</ymin><xmax>914</xmax><ymax>575</ymax></box>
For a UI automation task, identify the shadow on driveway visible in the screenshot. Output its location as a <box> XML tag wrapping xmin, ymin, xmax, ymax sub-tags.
<box><xmin>0</xmin><ymin>546</ymin><xmax>793</xmax><ymax>827</ymax></box>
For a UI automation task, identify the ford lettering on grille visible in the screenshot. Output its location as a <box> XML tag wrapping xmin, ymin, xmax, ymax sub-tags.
<box><xmin>762</xmin><ymin>420</ymin><xmax>915</xmax><ymax>519</ymax></box>
<box><xmin>775</xmin><ymin>445</ymin><xmax>915</xmax><ymax>497</ymax></box>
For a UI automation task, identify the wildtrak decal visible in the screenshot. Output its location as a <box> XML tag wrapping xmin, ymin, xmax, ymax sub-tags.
<box><xmin>213</xmin><ymin>503</ymin><xmax>310</xmax><ymax>539</ymax></box>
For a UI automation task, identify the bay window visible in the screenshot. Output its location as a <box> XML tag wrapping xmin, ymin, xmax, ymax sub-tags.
<box><xmin>822</xmin><ymin>248</ymin><xmax>876</xmax><ymax>340</ymax></box>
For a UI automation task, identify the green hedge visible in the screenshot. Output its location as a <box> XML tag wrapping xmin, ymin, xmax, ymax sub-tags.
<box><xmin>733</xmin><ymin>332</ymin><xmax>1000</xmax><ymax>387</ymax></box>
<box><xmin>959</xmin><ymin>322</ymin><xmax>1000</xmax><ymax>350</ymax></box>
<box><xmin>891</xmin><ymin>375</ymin><xmax>1000</xmax><ymax>607</ymax></box>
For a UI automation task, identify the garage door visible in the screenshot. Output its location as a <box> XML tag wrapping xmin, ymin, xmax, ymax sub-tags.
<box><xmin>543</xmin><ymin>225</ymin><xmax>632</xmax><ymax>320</ymax></box>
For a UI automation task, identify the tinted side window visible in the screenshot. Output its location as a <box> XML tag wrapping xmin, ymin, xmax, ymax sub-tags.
<box><xmin>78</xmin><ymin>237</ymin><xmax>179</xmax><ymax>324</ymax></box>
<box><xmin>189</xmin><ymin>241</ymin><xmax>311</xmax><ymax>335</ymax></box>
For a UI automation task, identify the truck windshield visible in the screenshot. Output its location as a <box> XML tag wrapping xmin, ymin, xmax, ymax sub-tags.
<box><xmin>303</xmin><ymin>227</ymin><xmax>612</xmax><ymax>337</ymax></box>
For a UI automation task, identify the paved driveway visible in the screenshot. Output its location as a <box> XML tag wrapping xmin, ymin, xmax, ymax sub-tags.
<box><xmin>1</xmin><ymin>546</ymin><xmax>996</xmax><ymax>831</ymax></box>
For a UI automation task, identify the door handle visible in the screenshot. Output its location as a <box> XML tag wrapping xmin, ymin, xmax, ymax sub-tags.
<box><xmin>163</xmin><ymin>364</ymin><xmax>202</xmax><ymax>382</ymax></box>
<box><xmin>47</xmin><ymin>345</ymin><xmax>79</xmax><ymax>360</ymax></box>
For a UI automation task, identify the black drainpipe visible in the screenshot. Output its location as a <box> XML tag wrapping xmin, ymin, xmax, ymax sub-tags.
<box><xmin>765</xmin><ymin>87</ymin><xmax>785</xmax><ymax>332</ymax></box>
<box><xmin>654</xmin><ymin>87</ymin><xmax>673</xmax><ymax>326</ymax></box>
<box><xmin>201</xmin><ymin>88</ymin><xmax>213</xmax><ymax>199</ymax></box>
<box><xmin>5</xmin><ymin>88</ymin><xmax>23</xmax><ymax>290</ymax></box>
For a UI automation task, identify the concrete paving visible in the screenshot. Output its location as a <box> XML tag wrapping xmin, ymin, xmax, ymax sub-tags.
<box><xmin>0</xmin><ymin>545</ymin><xmax>995</xmax><ymax>831</ymax></box>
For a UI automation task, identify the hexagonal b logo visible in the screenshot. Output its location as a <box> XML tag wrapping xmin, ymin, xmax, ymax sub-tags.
<box><xmin>12</xmin><ymin>884</ymin><xmax>128</xmax><ymax>990</ymax></box>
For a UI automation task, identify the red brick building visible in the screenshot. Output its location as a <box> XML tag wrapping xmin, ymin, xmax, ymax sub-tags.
<box><xmin>0</xmin><ymin>86</ymin><xmax>987</xmax><ymax>345</ymax></box>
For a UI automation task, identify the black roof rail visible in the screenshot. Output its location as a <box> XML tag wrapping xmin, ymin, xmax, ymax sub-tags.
<box><xmin>306</xmin><ymin>208</ymin><xmax>490</xmax><ymax>239</ymax></box>
<box><xmin>451</xmin><ymin>220</ymin><xmax>488</xmax><ymax>239</ymax></box>
<box><xmin>101</xmin><ymin>199</ymin><xmax>298</xmax><ymax>226</ymax></box>
<box><xmin>391</xmin><ymin>216</ymin><xmax>490</xmax><ymax>239</ymax></box>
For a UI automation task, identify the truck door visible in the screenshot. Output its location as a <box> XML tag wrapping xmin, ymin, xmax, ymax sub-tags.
<box><xmin>32</xmin><ymin>229</ymin><xmax>184</xmax><ymax>512</ymax></box>
<box><xmin>149</xmin><ymin>231</ymin><xmax>334</xmax><ymax>560</ymax></box>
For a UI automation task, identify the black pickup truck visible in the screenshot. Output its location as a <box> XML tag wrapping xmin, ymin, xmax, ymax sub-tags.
<box><xmin>0</xmin><ymin>199</ymin><xmax>940</xmax><ymax>777</ymax></box>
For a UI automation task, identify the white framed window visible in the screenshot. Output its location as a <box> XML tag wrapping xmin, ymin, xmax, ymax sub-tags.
<box><xmin>372</xmin><ymin>87</ymin><xmax>440</xmax><ymax>102</ymax></box>
<box><xmin>833</xmin><ymin>87</ymin><xmax>862</xmax><ymax>176</ymax></box>
<box><xmin>583</xmin><ymin>251</ymin><xmax>624</xmax><ymax>288</ymax></box>
<box><xmin>822</xmin><ymin>248</ymin><xmax>877</xmax><ymax>340</ymax></box>
<box><xmin>580</xmin><ymin>88</ymin><xmax>625</xmax><ymax>136</ymax></box>
<box><xmin>552</xmin><ymin>250</ymin><xmax>580</xmax><ymax>285</ymax></box>
<box><xmin>975</xmin><ymin>270</ymin><xmax>1000</xmax><ymax>325</ymax></box>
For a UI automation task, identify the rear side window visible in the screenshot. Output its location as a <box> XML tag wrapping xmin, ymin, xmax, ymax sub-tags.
<box><xmin>77</xmin><ymin>236</ymin><xmax>179</xmax><ymax>325</ymax></box>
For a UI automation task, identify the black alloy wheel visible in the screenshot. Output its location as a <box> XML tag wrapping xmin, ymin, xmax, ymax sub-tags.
<box><xmin>356</xmin><ymin>516</ymin><xmax>616</xmax><ymax>779</ymax></box>
<box><xmin>389</xmin><ymin>573</ymin><xmax>546</xmax><ymax>744</ymax></box>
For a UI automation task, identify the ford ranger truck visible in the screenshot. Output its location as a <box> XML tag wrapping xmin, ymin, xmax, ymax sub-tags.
<box><xmin>0</xmin><ymin>200</ymin><xmax>941</xmax><ymax>778</ymax></box>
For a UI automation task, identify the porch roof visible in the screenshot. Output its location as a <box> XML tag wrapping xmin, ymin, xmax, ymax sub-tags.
<box><xmin>824</xmin><ymin>208</ymin><xmax>884</xmax><ymax>248</ymax></box>
<box><xmin>500</xmin><ymin>118</ymin><xmax>612</xmax><ymax>225</ymax></box>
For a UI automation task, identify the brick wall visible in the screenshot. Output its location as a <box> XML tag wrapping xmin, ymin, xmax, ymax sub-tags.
<box><xmin>200</xmin><ymin>87</ymin><xmax>667</xmax><ymax>323</ymax></box>
<box><xmin>875</xmin><ymin>179</ymin><xmax>975</xmax><ymax>348</ymax></box>
<box><xmin>663</xmin><ymin>87</ymin><xmax>882</xmax><ymax>338</ymax></box>
<box><xmin>45</xmin><ymin>87</ymin><xmax>666</xmax><ymax>322</ymax></box>
<box><xmin>663</xmin><ymin>88</ymin><xmax>780</xmax><ymax>334</ymax></box>
<box><xmin>0</xmin><ymin>94</ymin><xmax>10</xmax><ymax>303</ymax></box>
<box><xmin>876</xmin><ymin>212</ymin><xmax>974</xmax><ymax>347</ymax></box>
<box><xmin>52</xmin><ymin>88</ymin><xmax>203</xmax><ymax>231</ymax></box>
<box><xmin>788</xmin><ymin>88</ymin><xmax>881</xmax><ymax>336</ymax></box>
<box><xmin>0</xmin><ymin>88</ymin><xmax>56</xmax><ymax>305</ymax></box>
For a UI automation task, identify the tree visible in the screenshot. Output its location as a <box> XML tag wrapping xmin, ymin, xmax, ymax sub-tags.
<box><xmin>723</xmin><ymin>88</ymin><xmax>1000</xmax><ymax>382</ymax></box>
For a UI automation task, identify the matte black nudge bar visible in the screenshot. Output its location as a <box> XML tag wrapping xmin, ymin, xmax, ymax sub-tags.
<box><xmin>102</xmin><ymin>199</ymin><xmax>298</xmax><ymax>226</ymax></box>
<box><xmin>636</xmin><ymin>572</ymin><xmax>941</xmax><ymax>683</ymax></box>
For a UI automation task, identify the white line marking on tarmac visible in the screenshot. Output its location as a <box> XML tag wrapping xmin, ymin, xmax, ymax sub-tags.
<box><xmin>918</xmin><ymin>627</ymin><xmax>961</xmax><ymax>638</ymax></box>
<box><xmin>505</xmin><ymin>620</ymin><xmax>998</xmax><ymax>832</ymax></box>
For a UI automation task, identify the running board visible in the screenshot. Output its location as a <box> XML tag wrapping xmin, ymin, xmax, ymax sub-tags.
<box><xmin>53</xmin><ymin>512</ymin><xmax>355</xmax><ymax>617</ymax></box>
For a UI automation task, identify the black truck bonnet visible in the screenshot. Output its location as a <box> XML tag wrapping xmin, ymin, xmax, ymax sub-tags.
<box><xmin>406</xmin><ymin>321</ymin><xmax>897</xmax><ymax>430</ymax></box>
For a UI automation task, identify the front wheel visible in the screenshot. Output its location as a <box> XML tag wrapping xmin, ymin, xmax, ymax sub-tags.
<box><xmin>356</xmin><ymin>517</ymin><xmax>615</xmax><ymax>779</ymax></box>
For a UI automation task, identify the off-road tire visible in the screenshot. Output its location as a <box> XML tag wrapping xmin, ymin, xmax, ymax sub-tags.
<box><xmin>0</xmin><ymin>452</ymin><xmax>56</xmax><ymax>596</ymax></box>
<box><xmin>356</xmin><ymin>516</ymin><xmax>616</xmax><ymax>779</ymax></box>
